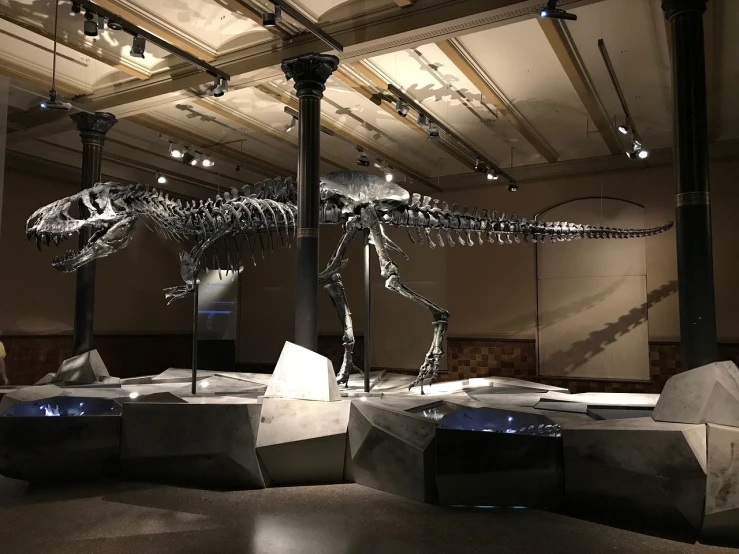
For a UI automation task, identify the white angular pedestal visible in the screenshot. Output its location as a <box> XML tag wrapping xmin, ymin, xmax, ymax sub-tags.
<box><xmin>653</xmin><ymin>361</ymin><xmax>739</xmax><ymax>427</ymax></box>
<box><xmin>255</xmin><ymin>342</ymin><xmax>349</xmax><ymax>485</ymax></box>
<box><xmin>55</xmin><ymin>350</ymin><xmax>110</xmax><ymax>384</ymax></box>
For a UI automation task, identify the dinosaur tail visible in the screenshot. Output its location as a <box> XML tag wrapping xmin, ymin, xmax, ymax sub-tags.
<box><xmin>383</xmin><ymin>193</ymin><xmax>673</xmax><ymax>247</ymax></box>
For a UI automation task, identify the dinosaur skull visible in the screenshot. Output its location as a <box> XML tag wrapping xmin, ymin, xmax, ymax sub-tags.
<box><xmin>26</xmin><ymin>183</ymin><xmax>137</xmax><ymax>272</ymax></box>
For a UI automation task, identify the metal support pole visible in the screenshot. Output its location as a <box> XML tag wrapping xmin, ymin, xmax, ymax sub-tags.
<box><xmin>281</xmin><ymin>53</ymin><xmax>339</xmax><ymax>352</ymax></box>
<box><xmin>191</xmin><ymin>279</ymin><xmax>199</xmax><ymax>395</ymax></box>
<box><xmin>69</xmin><ymin>112</ymin><xmax>117</xmax><ymax>356</ymax></box>
<box><xmin>662</xmin><ymin>0</ymin><xmax>717</xmax><ymax>370</ymax></box>
<box><xmin>363</xmin><ymin>229</ymin><xmax>371</xmax><ymax>393</ymax></box>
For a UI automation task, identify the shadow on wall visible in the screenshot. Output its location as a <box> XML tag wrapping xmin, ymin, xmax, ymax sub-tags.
<box><xmin>544</xmin><ymin>280</ymin><xmax>678</xmax><ymax>374</ymax></box>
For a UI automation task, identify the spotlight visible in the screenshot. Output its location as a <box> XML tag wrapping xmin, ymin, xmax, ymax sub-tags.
<box><xmin>130</xmin><ymin>35</ymin><xmax>146</xmax><ymax>58</ymax></box>
<box><xmin>156</xmin><ymin>172</ymin><xmax>167</xmax><ymax>184</ymax></box>
<box><xmin>84</xmin><ymin>11</ymin><xmax>98</xmax><ymax>37</ymax></box>
<box><xmin>107</xmin><ymin>18</ymin><xmax>123</xmax><ymax>31</ymax></box>
<box><xmin>373</xmin><ymin>159</ymin><xmax>385</xmax><ymax>170</ymax></box>
<box><xmin>395</xmin><ymin>99</ymin><xmax>409</xmax><ymax>117</ymax></box>
<box><xmin>539</xmin><ymin>0</ymin><xmax>577</xmax><ymax>21</ymax></box>
<box><xmin>284</xmin><ymin>116</ymin><xmax>297</xmax><ymax>132</ymax></box>
<box><xmin>202</xmin><ymin>155</ymin><xmax>215</xmax><ymax>167</ymax></box>
<box><xmin>625</xmin><ymin>151</ymin><xmax>637</xmax><ymax>160</ymax></box>
<box><xmin>182</xmin><ymin>150</ymin><xmax>198</xmax><ymax>166</ymax></box>
<box><xmin>473</xmin><ymin>158</ymin><xmax>487</xmax><ymax>172</ymax></box>
<box><xmin>235</xmin><ymin>164</ymin><xmax>241</xmax><ymax>172</ymax></box>
<box><xmin>417</xmin><ymin>113</ymin><xmax>428</xmax><ymax>127</ymax></box>
<box><xmin>169</xmin><ymin>142</ymin><xmax>184</xmax><ymax>158</ymax></box>
<box><xmin>211</xmin><ymin>76</ymin><xmax>229</xmax><ymax>97</ymax></box>
<box><xmin>427</xmin><ymin>124</ymin><xmax>440</xmax><ymax>142</ymax></box>
<box><xmin>97</xmin><ymin>14</ymin><xmax>105</xmax><ymax>30</ymax></box>
<box><xmin>508</xmin><ymin>183</ymin><xmax>518</xmax><ymax>192</ymax></box>
<box><xmin>487</xmin><ymin>170</ymin><xmax>498</xmax><ymax>181</ymax></box>
<box><xmin>40</xmin><ymin>89</ymin><xmax>71</xmax><ymax>110</ymax></box>
<box><xmin>638</xmin><ymin>149</ymin><xmax>649</xmax><ymax>160</ymax></box>
<box><xmin>129</xmin><ymin>392</ymin><xmax>139</xmax><ymax>399</ymax></box>
<box><xmin>385</xmin><ymin>171</ymin><xmax>394</xmax><ymax>183</ymax></box>
<box><xmin>262</xmin><ymin>6</ymin><xmax>281</xmax><ymax>27</ymax></box>
<box><xmin>617</xmin><ymin>124</ymin><xmax>630</xmax><ymax>135</ymax></box>
<box><xmin>356</xmin><ymin>149</ymin><xmax>370</xmax><ymax>167</ymax></box>
<box><xmin>71</xmin><ymin>2</ymin><xmax>81</xmax><ymax>15</ymax></box>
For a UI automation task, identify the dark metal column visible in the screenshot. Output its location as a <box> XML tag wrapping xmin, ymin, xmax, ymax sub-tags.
<box><xmin>69</xmin><ymin>112</ymin><xmax>117</xmax><ymax>356</ymax></box>
<box><xmin>363</xmin><ymin>229</ymin><xmax>371</xmax><ymax>393</ymax></box>
<box><xmin>281</xmin><ymin>53</ymin><xmax>339</xmax><ymax>352</ymax></box>
<box><xmin>662</xmin><ymin>0</ymin><xmax>717</xmax><ymax>370</ymax></box>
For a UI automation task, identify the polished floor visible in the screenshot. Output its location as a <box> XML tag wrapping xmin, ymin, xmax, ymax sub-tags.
<box><xmin>0</xmin><ymin>481</ymin><xmax>735</xmax><ymax>554</ymax></box>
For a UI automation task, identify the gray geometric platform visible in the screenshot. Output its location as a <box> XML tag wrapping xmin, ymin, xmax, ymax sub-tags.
<box><xmin>563</xmin><ymin>417</ymin><xmax>707</xmax><ymax>533</ymax></box>
<box><xmin>121</xmin><ymin>402</ymin><xmax>266</xmax><ymax>489</ymax></box>
<box><xmin>703</xmin><ymin>423</ymin><xmax>739</xmax><ymax>544</ymax></box>
<box><xmin>347</xmin><ymin>399</ymin><xmax>437</xmax><ymax>503</ymax></box>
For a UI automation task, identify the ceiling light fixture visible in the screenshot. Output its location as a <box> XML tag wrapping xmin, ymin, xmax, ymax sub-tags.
<box><xmin>473</xmin><ymin>158</ymin><xmax>487</xmax><ymax>173</ymax></box>
<box><xmin>487</xmin><ymin>170</ymin><xmax>498</xmax><ymax>181</ymax></box>
<box><xmin>284</xmin><ymin>115</ymin><xmax>297</xmax><ymax>132</ymax></box>
<box><xmin>617</xmin><ymin>123</ymin><xmax>630</xmax><ymax>135</ymax></box>
<box><xmin>396</xmin><ymin>99</ymin><xmax>409</xmax><ymax>117</ymax></box>
<box><xmin>262</xmin><ymin>5</ymin><xmax>281</xmax><ymax>27</ymax></box>
<box><xmin>84</xmin><ymin>10</ymin><xmax>98</xmax><ymax>36</ymax></box>
<box><xmin>356</xmin><ymin>148</ymin><xmax>370</xmax><ymax>167</ymax></box>
<box><xmin>417</xmin><ymin>113</ymin><xmax>428</xmax><ymax>128</ymax></box>
<box><xmin>427</xmin><ymin>124</ymin><xmax>440</xmax><ymax>142</ymax></box>
<box><xmin>210</xmin><ymin>76</ymin><xmax>229</xmax><ymax>97</ymax></box>
<box><xmin>169</xmin><ymin>142</ymin><xmax>183</xmax><ymax>158</ymax></box>
<box><xmin>130</xmin><ymin>35</ymin><xmax>146</xmax><ymax>58</ymax></box>
<box><xmin>155</xmin><ymin>172</ymin><xmax>167</xmax><ymax>184</ymax></box>
<box><xmin>41</xmin><ymin>1</ymin><xmax>72</xmax><ymax>110</ymax></box>
<box><xmin>71</xmin><ymin>2</ymin><xmax>81</xmax><ymax>16</ymax></box>
<box><xmin>182</xmin><ymin>150</ymin><xmax>198</xmax><ymax>166</ymax></box>
<box><xmin>385</xmin><ymin>171</ymin><xmax>394</xmax><ymax>183</ymax></box>
<box><xmin>107</xmin><ymin>18</ymin><xmax>122</xmax><ymax>31</ymax></box>
<box><xmin>201</xmin><ymin>155</ymin><xmax>215</xmax><ymax>167</ymax></box>
<box><xmin>508</xmin><ymin>183</ymin><xmax>518</xmax><ymax>192</ymax></box>
<box><xmin>540</xmin><ymin>0</ymin><xmax>577</xmax><ymax>21</ymax></box>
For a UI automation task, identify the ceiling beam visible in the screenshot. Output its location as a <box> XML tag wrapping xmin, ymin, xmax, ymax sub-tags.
<box><xmin>338</xmin><ymin>62</ymin><xmax>475</xmax><ymax>169</ymax></box>
<box><xmin>91</xmin><ymin>0</ymin><xmax>216</xmax><ymax>61</ymax></box>
<box><xmin>255</xmin><ymin>84</ymin><xmax>439</xmax><ymax>192</ymax></box>
<box><xmin>129</xmin><ymin>113</ymin><xmax>293</xmax><ymax>177</ymax></box>
<box><xmin>0</xmin><ymin>12</ymin><xmax>149</xmax><ymax>80</ymax></box>
<box><xmin>437</xmin><ymin>39</ymin><xmax>558</xmax><ymax>163</ymax></box>
<box><xmin>191</xmin><ymin>97</ymin><xmax>348</xmax><ymax>170</ymax></box>
<box><xmin>538</xmin><ymin>18</ymin><xmax>622</xmax><ymax>155</ymax></box>
<box><xmin>76</xmin><ymin>0</ymin><xmax>538</xmax><ymax>114</ymax></box>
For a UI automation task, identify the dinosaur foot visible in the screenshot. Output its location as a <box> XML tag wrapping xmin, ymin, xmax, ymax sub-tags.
<box><xmin>164</xmin><ymin>285</ymin><xmax>194</xmax><ymax>305</ymax></box>
<box><xmin>408</xmin><ymin>360</ymin><xmax>440</xmax><ymax>394</ymax></box>
<box><xmin>337</xmin><ymin>362</ymin><xmax>363</xmax><ymax>388</ymax></box>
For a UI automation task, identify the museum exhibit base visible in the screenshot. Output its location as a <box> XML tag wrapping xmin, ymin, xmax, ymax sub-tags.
<box><xmin>1</xmin><ymin>346</ymin><xmax>738</xmax><ymax>546</ymax></box>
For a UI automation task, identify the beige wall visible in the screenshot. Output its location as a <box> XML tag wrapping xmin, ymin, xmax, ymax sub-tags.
<box><xmin>0</xmin><ymin>163</ymin><xmax>190</xmax><ymax>335</ymax></box>
<box><xmin>3</xmin><ymin>156</ymin><xmax>739</xmax><ymax>371</ymax></box>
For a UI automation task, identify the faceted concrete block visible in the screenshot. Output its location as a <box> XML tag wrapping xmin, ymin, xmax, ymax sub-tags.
<box><xmin>264</xmin><ymin>342</ymin><xmax>341</xmax><ymax>402</ymax></box>
<box><xmin>702</xmin><ymin>423</ymin><xmax>739</xmax><ymax>544</ymax></box>
<box><xmin>0</xmin><ymin>416</ymin><xmax>121</xmax><ymax>483</ymax></box>
<box><xmin>121</xmin><ymin>402</ymin><xmax>265</xmax><ymax>489</ymax></box>
<box><xmin>0</xmin><ymin>475</ymin><xmax>27</xmax><ymax>504</ymax></box>
<box><xmin>55</xmin><ymin>349</ymin><xmax>110</xmax><ymax>384</ymax></box>
<box><xmin>436</xmin><ymin>407</ymin><xmax>563</xmax><ymax>508</ymax></box>
<box><xmin>653</xmin><ymin>361</ymin><xmax>739</xmax><ymax>428</ymax></box>
<box><xmin>563</xmin><ymin>417</ymin><xmax>706</xmax><ymax>534</ymax></box>
<box><xmin>256</xmin><ymin>398</ymin><xmax>350</xmax><ymax>485</ymax></box>
<box><xmin>347</xmin><ymin>400</ymin><xmax>437</xmax><ymax>503</ymax></box>
<box><xmin>0</xmin><ymin>385</ymin><xmax>65</xmax><ymax>415</ymax></box>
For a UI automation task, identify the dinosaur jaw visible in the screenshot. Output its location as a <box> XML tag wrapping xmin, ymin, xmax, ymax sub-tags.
<box><xmin>41</xmin><ymin>218</ymin><xmax>136</xmax><ymax>272</ymax></box>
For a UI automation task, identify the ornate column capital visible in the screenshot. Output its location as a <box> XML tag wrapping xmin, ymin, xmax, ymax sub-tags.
<box><xmin>70</xmin><ymin>112</ymin><xmax>118</xmax><ymax>141</ymax></box>
<box><xmin>281</xmin><ymin>53</ymin><xmax>339</xmax><ymax>98</ymax></box>
<box><xmin>662</xmin><ymin>0</ymin><xmax>706</xmax><ymax>20</ymax></box>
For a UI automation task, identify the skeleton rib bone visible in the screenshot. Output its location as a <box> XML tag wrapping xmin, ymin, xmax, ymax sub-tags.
<box><xmin>27</xmin><ymin>170</ymin><xmax>673</xmax><ymax>390</ymax></box>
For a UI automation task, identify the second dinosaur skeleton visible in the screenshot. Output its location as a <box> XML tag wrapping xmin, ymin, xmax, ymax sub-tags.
<box><xmin>27</xmin><ymin>170</ymin><xmax>673</xmax><ymax>389</ymax></box>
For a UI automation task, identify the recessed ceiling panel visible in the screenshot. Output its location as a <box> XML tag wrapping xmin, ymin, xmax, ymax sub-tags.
<box><xmin>458</xmin><ymin>18</ymin><xmax>611</xmax><ymax>161</ymax></box>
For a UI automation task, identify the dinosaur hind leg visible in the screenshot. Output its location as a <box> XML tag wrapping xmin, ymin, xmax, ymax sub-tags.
<box><xmin>362</xmin><ymin>207</ymin><xmax>449</xmax><ymax>393</ymax></box>
<box><xmin>319</xmin><ymin>218</ymin><xmax>360</xmax><ymax>387</ymax></box>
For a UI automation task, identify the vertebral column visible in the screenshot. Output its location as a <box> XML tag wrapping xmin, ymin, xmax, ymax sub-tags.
<box><xmin>281</xmin><ymin>53</ymin><xmax>339</xmax><ymax>351</ymax></box>
<box><xmin>662</xmin><ymin>0</ymin><xmax>717</xmax><ymax>370</ymax></box>
<box><xmin>69</xmin><ymin>112</ymin><xmax>117</xmax><ymax>355</ymax></box>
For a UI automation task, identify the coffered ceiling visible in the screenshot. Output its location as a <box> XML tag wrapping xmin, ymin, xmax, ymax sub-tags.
<box><xmin>0</xmin><ymin>0</ymin><xmax>735</xmax><ymax>198</ymax></box>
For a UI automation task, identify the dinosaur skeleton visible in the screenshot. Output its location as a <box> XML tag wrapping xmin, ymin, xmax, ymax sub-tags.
<box><xmin>26</xmin><ymin>170</ymin><xmax>673</xmax><ymax>389</ymax></box>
